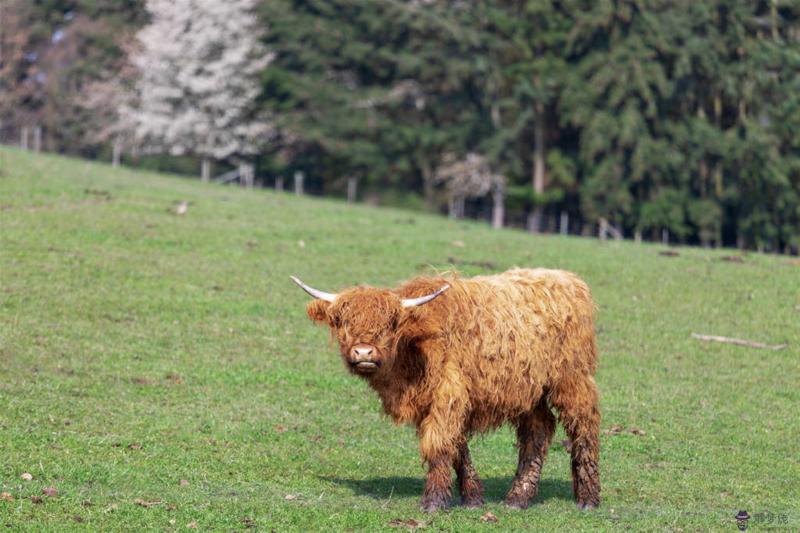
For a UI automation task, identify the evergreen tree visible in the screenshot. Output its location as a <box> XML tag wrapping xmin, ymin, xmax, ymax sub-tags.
<box><xmin>262</xmin><ymin>0</ymin><xmax>486</xmax><ymax>204</ymax></box>
<box><xmin>467</xmin><ymin>0</ymin><xmax>575</xmax><ymax>231</ymax></box>
<box><xmin>5</xmin><ymin>0</ymin><xmax>799</xmax><ymax>251</ymax></box>
<box><xmin>563</xmin><ymin>0</ymin><xmax>679</xmax><ymax>239</ymax></box>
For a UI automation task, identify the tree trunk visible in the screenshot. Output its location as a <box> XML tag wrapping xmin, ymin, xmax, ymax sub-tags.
<box><xmin>697</xmin><ymin>104</ymin><xmax>708</xmax><ymax>198</ymax></box>
<box><xmin>491</xmin><ymin>102</ymin><xmax>501</xmax><ymax>128</ymax></box>
<box><xmin>699</xmin><ymin>159</ymin><xmax>709</xmax><ymax>199</ymax></box>
<box><xmin>712</xmin><ymin>94</ymin><xmax>723</xmax><ymax>197</ymax></box>
<box><xmin>201</xmin><ymin>158</ymin><xmax>211</xmax><ymax>182</ymax></box>
<box><xmin>771</xmin><ymin>0</ymin><xmax>779</xmax><ymax>40</ymax></box>
<box><xmin>530</xmin><ymin>102</ymin><xmax>546</xmax><ymax>233</ymax></box>
<box><xmin>421</xmin><ymin>160</ymin><xmax>435</xmax><ymax>209</ymax></box>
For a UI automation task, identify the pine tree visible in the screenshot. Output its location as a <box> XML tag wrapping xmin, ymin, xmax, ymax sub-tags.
<box><xmin>262</xmin><ymin>0</ymin><xmax>488</xmax><ymax>204</ymax></box>
<box><xmin>466</xmin><ymin>1</ymin><xmax>575</xmax><ymax>232</ymax></box>
<box><xmin>562</xmin><ymin>1</ymin><xmax>681</xmax><ymax>239</ymax></box>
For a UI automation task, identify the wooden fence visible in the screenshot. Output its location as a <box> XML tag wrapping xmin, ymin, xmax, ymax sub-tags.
<box><xmin>1</xmin><ymin>128</ymin><xmax>681</xmax><ymax>243</ymax></box>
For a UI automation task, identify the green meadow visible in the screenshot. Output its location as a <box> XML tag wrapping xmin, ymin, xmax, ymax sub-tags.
<box><xmin>1</xmin><ymin>147</ymin><xmax>798</xmax><ymax>531</ymax></box>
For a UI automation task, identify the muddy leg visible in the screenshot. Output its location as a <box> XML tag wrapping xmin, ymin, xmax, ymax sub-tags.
<box><xmin>417</xmin><ymin>367</ymin><xmax>469</xmax><ymax>512</ymax></box>
<box><xmin>420</xmin><ymin>457</ymin><xmax>451</xmax><ymax>513</ymax></box>
<box><xmin>551</xmin><ymin>375</ymin><xmax>601</xmax><ymax>510</ymax></box>
<box><xmin>454</xmin><ymin>439</ymin><xmax>484</xmax><ymax>508</ymax></box>
<box><xmin>506</xmin><ymin>399</ymin><xmax>556</xmax><ymax>509</ymax></box>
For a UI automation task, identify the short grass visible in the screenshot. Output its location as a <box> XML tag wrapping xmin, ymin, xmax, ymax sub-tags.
<box><xmin>1</xmin><ymin>147</ymin><xmax>798</xmax><ymax>532</ymax></box>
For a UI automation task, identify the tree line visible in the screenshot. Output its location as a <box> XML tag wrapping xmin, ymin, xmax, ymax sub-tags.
<box><xmin>1</xmin><ymin>1</ymin><xmax>799</xmax><ymax>252</ymax></box>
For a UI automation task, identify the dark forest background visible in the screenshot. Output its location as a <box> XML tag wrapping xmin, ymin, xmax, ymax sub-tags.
<box><xmin>2</xmin><ymin>0</ymin><xmax>799</xmax><ymax>252</ymax></box>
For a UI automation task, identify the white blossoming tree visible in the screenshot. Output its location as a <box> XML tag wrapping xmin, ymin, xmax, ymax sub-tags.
<box><xmin>129</xmin><ymin>0</ymin><xmax>274</xmax><ymax>181</ymax></box>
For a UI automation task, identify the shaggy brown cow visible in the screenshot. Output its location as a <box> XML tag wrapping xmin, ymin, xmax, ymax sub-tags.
<box><xmin>292</xmin><ymin>268</ymin><xmax>600</xmax><ymax>512</ymax></box>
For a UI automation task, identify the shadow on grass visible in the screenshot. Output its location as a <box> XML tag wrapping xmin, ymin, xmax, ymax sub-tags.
<box><xmin>322</xmin><ymin>475</ymin><xmax>573</xmax><ymax>504</ymax></box>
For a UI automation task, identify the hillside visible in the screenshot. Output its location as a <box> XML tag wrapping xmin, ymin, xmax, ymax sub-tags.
<box><xmin>0</xmin><ymin>147</ymin><xmax>798</xmax><ymax>530</ymax></box>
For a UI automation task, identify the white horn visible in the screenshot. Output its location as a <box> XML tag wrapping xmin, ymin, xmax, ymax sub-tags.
<box><xmin>290</xmin><ymin>276</ymin><xmax>337</xmax><ymax>302</ymax></box>
<box><xmin>401</xmin><ymin>284</ymin><xmax>450</xmax><ymax>308</ymax></box>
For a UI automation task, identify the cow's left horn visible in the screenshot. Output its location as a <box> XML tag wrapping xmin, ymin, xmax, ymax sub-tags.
<box><xmin>290</xmin><ymin>276</ymin><xmax>337</xmax><ymax>302</ymax></box>
<box><xmin>401</xmin><ymin>284</ymin><xmax>450</xmax><ymax>308</ymax></box>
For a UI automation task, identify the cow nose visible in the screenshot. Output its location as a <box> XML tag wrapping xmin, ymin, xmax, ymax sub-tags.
<box><xmin>350</xmin><ymin>344</ymin><xmax>374</xmax><ymax>361</ymax></box>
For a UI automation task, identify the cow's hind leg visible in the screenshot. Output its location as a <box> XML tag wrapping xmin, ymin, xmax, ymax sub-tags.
<box><xmin>454</xmin><ymin>439</ymin><xmax>484</xmax><ymax>507</ymax></box>
<box><xmin>505</xmin><ymin>398</ymin><xmax>556</xmax><ymax>509</ymax></box>
<box><xmin>551</xmin><ymin>374</ymin><xmax>601</xmax><ymax>510</ymax></box>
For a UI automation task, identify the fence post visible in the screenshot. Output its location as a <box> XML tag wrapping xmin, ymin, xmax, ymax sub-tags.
<box><xmin>559</xmin><ymin>211</ymin><xmax>569</xmax><ymax>235</ymax></box>
<box><xmin>294</xmin><ymin>171</ymin><xmax>304</xmax><ymax>195</ymax></box>
<box><xmin>492</xmin><ymin>188</ymin><xmax>504</xmax><ymax>229</ymax></box>
<box><xmin>201</xmin><ymin>158</ymin><xmax>211</xmax><ymax>182</ymax></box>
<box><xmin>347</xmin><ymin>177</ymin><xmax>357</xmax><ymax>203</ymax></box>
<box><xmin>33</xmin><ymin>126</ymin><xmax>42</xmax><ymax>152</ymax></box>
<box><xmin>275</xmin><ymin>177</ymin><xmax>284</xmax><ymax>191</ymax></box>
<box><xmin>241</xmin><ymin>163</ymin><xmax>254</xmax><ymax>188</ymax></box>
<box><xmin>526</xmin><ymin>212</ymin><xmax>542</xmax><ymax>233</ymax></box>
<box><xmin>449</xmin><ymin>195</ymin><xmax>465</xmax><ymax>219</ymax></box>
<box><xmin>112</xmin><ymin>139</ymin><xmax>122</xmax><ymax>167</ymax></box>
<box><xmin>662</xmin><ymin>228</ymin><xmax>669</xmax><ymax>245</ymax></box>
<box><xmin>20</xmin><ymin>127</ymin><xmax>29</xmax><ymax>150</ymax></box>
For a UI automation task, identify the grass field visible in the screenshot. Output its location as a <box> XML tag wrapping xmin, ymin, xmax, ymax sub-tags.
<box><xmin>1</xmin><ymin>147</ymin><xmax>799</xmax><ymax>531</ymax></box>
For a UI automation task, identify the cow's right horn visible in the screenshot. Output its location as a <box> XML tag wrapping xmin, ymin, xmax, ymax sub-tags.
<box><xmin>290</xmin><ymin>276</ymin><xmax>337</xmax><ymax>302</ymax></box>
<box><xmin>401</xmin><ymin>284</ymin><xmax>450</xmax><ymax>308</ymax></box>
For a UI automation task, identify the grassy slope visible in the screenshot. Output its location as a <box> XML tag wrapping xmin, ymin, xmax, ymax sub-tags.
<box><xmin>0</xmin><ymin>147</ymin><xmax>798</xmax><ymax>532</ymax></box>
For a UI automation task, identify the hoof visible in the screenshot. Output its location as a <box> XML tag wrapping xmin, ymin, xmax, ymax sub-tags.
<box><xmin>576</xmin><ymin>500</ymin><xmax>599</xmax><ymax>511</ymax></box>
<box><xmin>420</xmin><ymin>495</ymin><xmax>450</xmax><ymax>513</ymax></box>
<box><xmin>421</xmin><ymin>501</ymin><xmax>448</xmax><ymax>513</ymax></box>
<box><xmin>504</xmin><ymin>497</ymin><xmax>530</xmax><ymax>510</ymax></box>
<box><xmin>461</xmin><ymin>496</ymin><xmax>485</xmax><ymax>509</ymax></box>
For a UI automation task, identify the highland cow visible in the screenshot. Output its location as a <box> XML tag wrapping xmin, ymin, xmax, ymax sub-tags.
<box><xmin>292</xmin><ymin>268</ymin><xmax>600</xmax><ymax>512</ymax></box>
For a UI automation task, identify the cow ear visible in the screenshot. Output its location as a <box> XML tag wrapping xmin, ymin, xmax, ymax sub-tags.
<box><xmin>396</xmin><ymin>308</ymin><xmax>431</xmax><ymax>339</ymax></box>
<box><xmin>307</xmin><ymin>299</ymin><xmax>332</xmax><ymax>324</ymax></box>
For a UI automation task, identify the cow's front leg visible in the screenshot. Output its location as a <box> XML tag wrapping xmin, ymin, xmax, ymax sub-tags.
<box><xmin>418</xmin><ymin>369</ymin><xmax>469</xmax><ymax>513</ymax></box>
<box><xmin>421</xmin><ymin>456</ymin><xmax>452</xmax><ymax>512</ymax></box>
<box><xmin>454</xmin><ymin>439</ymin><xmax>484</xmax><ymax>507</ymax></box>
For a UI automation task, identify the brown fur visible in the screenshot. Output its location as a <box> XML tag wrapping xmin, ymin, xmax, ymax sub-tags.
<box><xmin>304</xmin><ymin>268</ymin><xmax>600</xmax><ymax>511</ymax></box>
